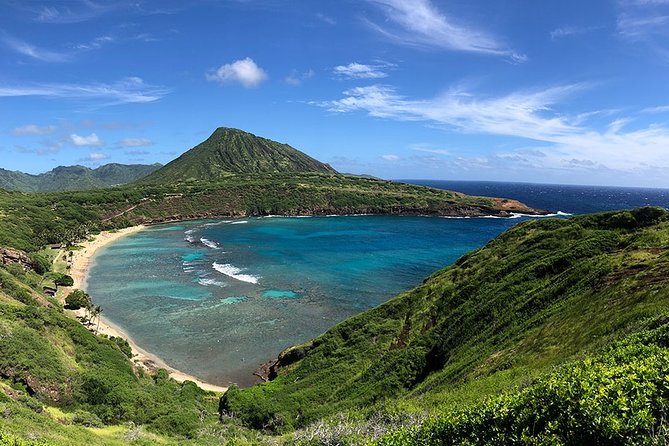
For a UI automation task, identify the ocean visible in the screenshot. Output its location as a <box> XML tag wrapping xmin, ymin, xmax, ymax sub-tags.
<box><xmin>86</xmin><ymin>181</ymin><xmax>669</xmax><ymax>387</ymax></box>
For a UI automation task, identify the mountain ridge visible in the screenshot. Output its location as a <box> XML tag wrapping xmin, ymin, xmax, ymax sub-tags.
<box><xmin>0</xmin><ymin>163</ymin><xmax>162</xmax><ymax>192</ymax></box>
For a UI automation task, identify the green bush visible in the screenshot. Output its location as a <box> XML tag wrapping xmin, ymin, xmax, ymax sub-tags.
<box><xmin>53</xmin><ymin>274</ymin><xmax>74</xmax><ymax>287</ymax></box>
<box><xmin>64</xmin><ymin>290</ymin><xmax>90</xmax><ymax>310</ymax></box>
<box><xmin>28</xmin><ymin>253</ymin><xmax>50</xmax><ymax>275</ymax></box>
<box><xmin>71</xmin><ymin>409</ymin><xmax>103</xmax><ymax>427</ymax></box>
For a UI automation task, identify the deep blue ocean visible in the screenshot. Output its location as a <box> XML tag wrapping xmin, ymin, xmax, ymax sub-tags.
<box><xmin>87</xmin><ymin>181</ymin><xmax>669</xmax><ymax>386</ymax></box>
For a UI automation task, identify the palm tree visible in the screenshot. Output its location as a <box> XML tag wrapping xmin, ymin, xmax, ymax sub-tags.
<box><xmin>92</xmin><ymin>305</ymin><xmax>103</xmax><ymax>335</ymax></box>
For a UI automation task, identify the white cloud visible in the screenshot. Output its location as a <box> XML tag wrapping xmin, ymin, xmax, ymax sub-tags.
<box><xmin>316</xmin><ymin>13</ymin><xmax>336</xmax><ymax>25</ymax></box>
<box><xmin>70</xmin><ymin>133</ymin><xmax>104</xmax><ymax>147</ymax></box>
<box><xmin>11</xmin><ymin>124</ymin><xmax>56</xmax><ymax>136</ymax></box>
<box><xmin>550</xmin><ymin>25</ymin><xmax>600</xmax><ymax>40</ymax></box>
<box><xmin>617</xmin><ymin>0</ymin><xmax>669</xmax><ymax>60</ymax></box>
<box><xmin>75</xmin><ymin>35</ymin><xmax>115</xmax><ymax>51</ymax></box>
<box><xmin>409</xmin><ymin>144</ymin><xmax>450</xmax><ymax>155</ymax></box>
<box><xmin>206</xmin><ymin>58</ymin><xmax>268</xmax><ymax>88</ymax></box>
<box><xmin>366</xmin><ymin>0</ymin><xmax>524</xmax><ymax>61</ymax></box>
<box><xmin>0</xmin><ymin>77</ymin><xmax>169</xmax><ymax>105</ymax></box>
<box><xmin>316</xmin><ymin>84</ymin><xmax>584</xmax><ymax>141</ymax></box>
<box><xmin>642</xmin><ymin>104</ymin><xmax>669</xmax><ymax>113</ymax></box>
<box><xmin>1</xmin><ymin>34</ymin><xmax>70</xmax><ymax>62</ymax></box>
<box><xmin>88</xmin><ymin>152</ymin><xmax>109</xmax><ymax>160</ymax></box>
<box><xmin>333</xmin><ymin>62</ymin><xmax>393</xmax><ymax>79</ymax></box>
<box><xmin>32</xmin><ymin>2</ymin><xmax>121</xmax><ymax>24</ymax></box>
<box><xmin>313</xmin><ymin>83</ymin><xmax>669</xmax><ymax>174</ymax></box>
<box><xmin>382</xmin><ymin>154</ymin><xmax>400</xmax><ymax>161</ymax></box>
<box><xmin>79</xmin><ymin>152</ymin><xmax>110</xmax><ymax>163</ymax></box>
<box><xmin>285</xmin><ymin>69</ymin><xmax>315</xmax><ymax>86</ymax></box>
<box><xmin>117</xmin><ymin>137</ymin><xmax>153</xmax><ymax>147</ymax></box>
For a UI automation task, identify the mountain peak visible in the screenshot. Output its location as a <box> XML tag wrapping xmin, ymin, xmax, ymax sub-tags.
<box><xmin>140</xmin><ymin>127</ymin><xmax>337</xmax><ymax>184</ymax></box>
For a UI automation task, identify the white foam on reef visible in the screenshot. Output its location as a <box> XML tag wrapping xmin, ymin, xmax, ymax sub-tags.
<box><xmin>198</xmin><ymin>278</ymin><xmax>227</xmax><ymax>287</ymax></box>
<box><xmin>508</xmin><ymin>211</ymin><xmax>572</xmax><ymax>218</ymax></box>
<box><xmin>202</xmin><ymin>221</ymin><xmax>231</xmax><ymax>227</ymax></box>
<box><xmin>440</xmin><ymin>211</ymin><xmax>572</xmax><ymax>220</ymax></box>
<box><xmin>230</xmin><ymin>220</ymin><xmax>248</xmax><ymax>225</ymax></box>
<box><xmin>200</xmin><ymin>238</ymin><xmax>220</xmax><ymax>249</ymax></box>
<box><xmin>212</xmin><ymin>262</ymin><xmax>259</xmax><ymax>284</ymax></box>
<box><xmin>184</xmin><ymin>229</ymin><xmax>197</xmax><ymax>243</ymax></box>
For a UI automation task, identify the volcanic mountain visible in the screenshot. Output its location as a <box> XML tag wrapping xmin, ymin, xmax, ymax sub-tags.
<box><xmin>139</xmin><ymin>127</ymin><xmax>336</xmax><ymax>184</ymax></box>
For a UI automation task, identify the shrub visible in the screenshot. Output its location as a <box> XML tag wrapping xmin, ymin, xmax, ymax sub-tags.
<box><xmin>54</xmin><ymin>274</ymin><xmax>74</xmax><ymax>287</ymax></box>
<box><xmin>64</xmin><ymin>290</ymin><xmax>90</xmax><ymax>310</ymax></box>
<box><xmin>29</xmin><ymin>253</ymin><xmax>50</xmax><ymax>275</ymax></box>
<box><xmin>71</xmin><ymin>409</ymin><xmax>103</xmax><ymax>427</ymax></box>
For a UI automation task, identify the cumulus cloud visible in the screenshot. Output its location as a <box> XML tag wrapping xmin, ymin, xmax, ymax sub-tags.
<box><xmin>117</xmin><ymin>138</ymin><xmax>153</xmax><ymax>147</ymax></box>
<box><xmin>206</xmin><ymin>58</ymin><xmax>268</xmax><ymax>88</ymax></box>
<box><xmin>366</xmin><ymin>0</ymin><xmax>525</xmax><ymax>61</ymax></box>
<box><xmin>70</xmin><ymin>133</ymin><xmax>104</xmax><ymax>147</ymax></box>
<box><xmin>333</xmin><ymin>62</ymin><xmax>394</xmax><ymax>79</ymax></box>
<box><xmin>11</xmin><ymin>124</ymin><xmax>56</xmax><ymax>136</ymax></box>
<box><xmin>382</xmin><ymin>154</ymin><xmax>400</xmax><ymax>161</ymax></box>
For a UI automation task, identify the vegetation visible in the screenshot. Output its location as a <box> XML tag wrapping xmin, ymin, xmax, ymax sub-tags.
<box><xmin>0</xmin><ymin>164</ymin><xmax>162</xmax><ymax>193</ymax></box>
<box><xmin>0</xmin><ymin>173</ymin><xmax>538</xmax><ymax>253</ymax></box>
<box><xmin>377</xmin><ymin>320</ymin><xmax>669</xmax><ymax>445</ymax></box>
<box><xmin>138</xmin><ymin>127</ymin><xmax>336</xmax><ymax>184</ymax></box>
<box><xmin>0</xmin><ymin>262</ymin><xmax>224</xmax><ymax>444</ymax></box>
<box><xmin>0</xmin><ymin>207</ymin><xmax>668</xmax><ymax>444</ymax></box>
<box><xmin>222</xmin><ymin>208</ymin><xmax>669</xmax><ymax>436</ymax></box>
<box><xmin>64</xmin><ymin>290</ymin><xmax>90</xmax><ymax>310</ymax></box>
<box><xmin>1</xmin><ymin>127</ymin><xmax>665</xmax><ymax>444</ymax></box>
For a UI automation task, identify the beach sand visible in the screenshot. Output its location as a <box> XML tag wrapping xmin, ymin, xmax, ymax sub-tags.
<box><xmin>66</xmin><ymin>226</ymin><xmax>228</xmax><ymax>393</ymax></box>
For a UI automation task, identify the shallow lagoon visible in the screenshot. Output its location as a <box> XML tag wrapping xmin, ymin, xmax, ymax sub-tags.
<box><xmin>88</xmin><ymin>215</ymin><xmax>527</xmax><ymax>386</ymax></box>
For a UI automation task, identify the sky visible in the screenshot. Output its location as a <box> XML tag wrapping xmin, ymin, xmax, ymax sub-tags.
<box><xmin>1</xmin><ymin>0</ymin><xmax>669</xmax><ymax>187</ymax></box>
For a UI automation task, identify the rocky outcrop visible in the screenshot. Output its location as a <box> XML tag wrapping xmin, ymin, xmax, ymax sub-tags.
<box><xmin>0</xmin><ymin>247</ymin><xmax>34</xmax><ymax>271</ymax></box>
<box><xmin>254</xmin><ymin>344</ymin><xmax>312</xmax><ymax>382</ymax></box>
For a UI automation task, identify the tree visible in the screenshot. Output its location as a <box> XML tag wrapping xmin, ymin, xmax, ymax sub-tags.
<box><xmin>91</xmin><ymin>305</ymin><xmax>103</xmax><ymax>335</ymax></box>
<box><xmin>65</xmin><ymin>289</ymin><xmax>91</xmax><ymax>310</ymax></box>
<box><xmin>54</xmin><ymin>274</ymin><xmax>74</xmax><ymax>287</ymax></box>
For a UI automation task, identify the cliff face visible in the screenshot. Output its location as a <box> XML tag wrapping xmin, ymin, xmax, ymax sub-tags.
<box><xmin>0</xmin><ymin>247</ymin><xmax>34</xmax><ymax>271</ymax></box>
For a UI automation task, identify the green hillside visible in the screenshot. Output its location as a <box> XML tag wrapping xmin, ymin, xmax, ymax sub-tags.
<box><xmin>0</xmin><ymin>164</ymin><xmax>162</xmax><ymax>192</ymax></box>
<box><xmin>139</xmin><ymin>128</ymin><xmax>336</xmax><ymax>184</ymax></box>
<box><xmin>222</xmin><ymin>207</ymin><xmax>669</xmax><ymax>441</ymax></box>
<box><xmin>0</xmin><ymin>208</ymin><xmax>668</xmax><ymax>444</ymax></box>
<box><xmin>0</xmin><ymin>173</ymin><xmax>542</xmax><ymax>253</ymax></box>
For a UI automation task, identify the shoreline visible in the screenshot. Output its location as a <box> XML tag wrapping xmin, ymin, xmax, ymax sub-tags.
<box><xmin>66</xmin><ymin>226</ymin><xmax>228</xmax><ymax>393</ymax></box>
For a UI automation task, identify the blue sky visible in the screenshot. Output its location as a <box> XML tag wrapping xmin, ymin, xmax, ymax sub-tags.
<box><xmin>1</xmin><ymin>0</ymin><xmax>669</xmax><ymax>187</ymax></box>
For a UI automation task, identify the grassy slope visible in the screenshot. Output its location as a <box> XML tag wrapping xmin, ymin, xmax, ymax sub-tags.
<box><xmin>222</xmin><ymin>207</ymin><xmax>669</xmax><ymax>434</ymax></box>
<box><xmin>0</xmin><ymin>263</ymin><xmax>229</xmax><ymax>445</ymax></box>
<box><xmin>138</xmin><ymin>128</ymin><xmax>336</xmax><ymax>184</ymax></box>
<box><xmin>0</xmin><ymin>198</ymin><xmax>669</xmax><ymax>444</ymax></box>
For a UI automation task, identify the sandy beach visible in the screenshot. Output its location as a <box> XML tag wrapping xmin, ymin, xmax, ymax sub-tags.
<box><xmin>66</xmin><ymin>226</ymin><xmax>228</xmax><ymax>393</ymax></box>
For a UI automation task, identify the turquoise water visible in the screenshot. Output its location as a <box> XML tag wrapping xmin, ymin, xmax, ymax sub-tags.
<box><xmin>87</xmin><ymin>215</ymin><xmax>527</xmax><ymax>386</ymax></box>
